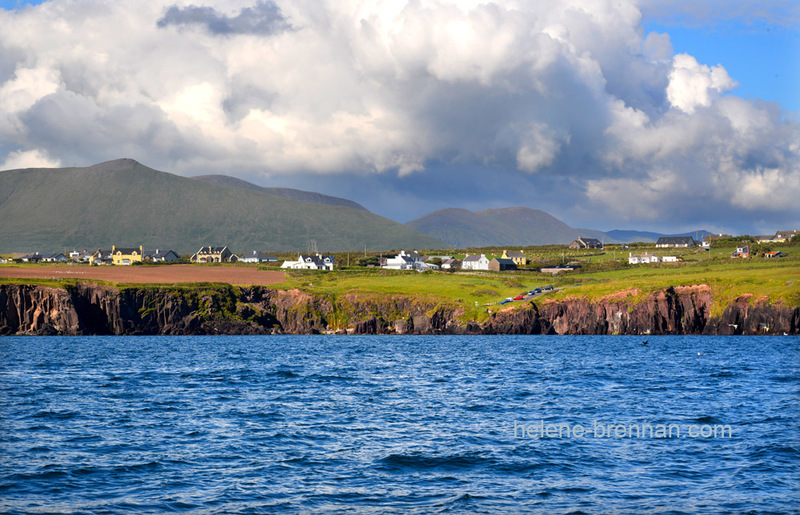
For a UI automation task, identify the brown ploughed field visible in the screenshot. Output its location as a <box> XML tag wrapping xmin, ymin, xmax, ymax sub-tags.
<box><xmin>0</xmin><ymin>264</ymin><xmax>286</xmax><ymax>285</ymax></box>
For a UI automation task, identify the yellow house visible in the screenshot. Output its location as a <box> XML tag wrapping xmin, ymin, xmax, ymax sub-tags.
<box><xmin>501</xmin><ymin>250</ymin><xmax>528</xmax><ymax>266</ymax></box>
<box><xmin>112</xmin><ymin>245</ymin><xmax>143</xmax><ymax>265</ymax></box>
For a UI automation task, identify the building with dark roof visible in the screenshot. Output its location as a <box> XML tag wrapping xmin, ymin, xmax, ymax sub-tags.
<box><xmin>489</xmin><ymin>258</ymin><xmax>517</xmax><ymax>271</ymax></box>
<box><xmin>655</xmin><ymin>236</ymin><xmax>697</xmax><ymax>248</ymax></box>
<box><xmin>111</xmin><ymin>245</ymin><xmax>143</xmax><ymax>265</ymax></box>
<box><xmin>568</xmin><ymin>237</ymin><xmax>603</xmax><ymax>249</ymax></box>
<box><xmin>501</xmin><ymin>250</ymin><xmax>528</xmax><ymax>266</ymax></box>
<box><xmin>143</xmin><ymin>249</ymin><xmax>181</xmax><ymax>262</ymax></box>
<box><xmin>191</xmin><ymin>246</ymin><xmax>237</xmax><ymax>263</ymax></box>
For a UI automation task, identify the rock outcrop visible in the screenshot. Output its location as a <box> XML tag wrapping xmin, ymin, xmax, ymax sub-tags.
<box><xmin>0</xmin><ymin>283</ymin><xmax>797</xmax><ymax>336</ymax></box>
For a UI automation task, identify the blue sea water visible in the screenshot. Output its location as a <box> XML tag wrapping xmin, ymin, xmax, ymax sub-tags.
<box><xmin>1</xmin><ymin>335</ymin><xmax>798</xmax><ymax>514</ymax></box>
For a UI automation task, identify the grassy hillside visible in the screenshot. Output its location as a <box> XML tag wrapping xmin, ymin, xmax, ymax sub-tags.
<box><xmin>405</xmin><ymin>207</ymin><xmax>611</xmax><ymax>247</ymax></box>
<box><xmin>192</xmin><ymin>175</ymin><xmax>369</xmax><ymax>211</ymax></box>
<box><xmin>0</xmin><ymin>159</ymin><xmax>446</xmax><ymax>253</ymax></box>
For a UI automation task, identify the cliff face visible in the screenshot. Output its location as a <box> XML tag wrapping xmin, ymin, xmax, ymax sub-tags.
<box><xmin>0</xmin><ymin>283</ymin><xmax>797</xmax><ymax>336</ymax></box>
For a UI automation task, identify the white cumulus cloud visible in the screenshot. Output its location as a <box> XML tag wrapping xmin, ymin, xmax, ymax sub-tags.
<box><xmin>0</xmin><ymin>0</ymin><xmax>797</xmax><ymax>231</ymax></box>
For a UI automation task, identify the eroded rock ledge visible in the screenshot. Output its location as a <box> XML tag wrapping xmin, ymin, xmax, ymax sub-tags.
<box><xmin>0</xmin><ymin>283</ymin><xmax>796</xmax><ymax>336</ymax></box>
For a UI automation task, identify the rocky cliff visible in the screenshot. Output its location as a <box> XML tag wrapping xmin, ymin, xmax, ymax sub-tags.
<box><xmin>0</xmin><ymin>283</ymin><xmax>797</xmax><ymax>336</ymax></box>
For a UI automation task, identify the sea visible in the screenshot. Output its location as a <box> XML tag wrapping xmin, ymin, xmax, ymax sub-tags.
<box><xmin>1</xmin><ymin>335</ymin><xmax>798</xmax><ymax>514</ymax></box>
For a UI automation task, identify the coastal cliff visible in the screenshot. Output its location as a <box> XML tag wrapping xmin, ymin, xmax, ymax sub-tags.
<box><xmin>0</xmin><ymin>283</ymin><xmax>797</xmax><ymax>336</ymax></box>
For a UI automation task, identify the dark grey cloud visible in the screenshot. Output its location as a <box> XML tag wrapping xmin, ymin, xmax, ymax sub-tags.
<box><xmin>157</xmin><ymin>2</ymin><xmax>289</xmax><ymax>36</ymax></box>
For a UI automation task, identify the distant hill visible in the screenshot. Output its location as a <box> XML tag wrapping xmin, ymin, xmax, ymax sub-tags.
<box><xmin>0</xmin><ymin>159</ymin><xmax>446</xmax><ymax>253</ymax></box>
<box><xmin>405</xmin><ymin>207</ymin><xmax>613</xmax><ymax>247</ymax></box>
<box><xmin>192</xmin><ymin>175</ymin><xmax>369</xmax><ymax>212</ymax></box>
<box><xmin>605</xmin><ymin>229</ymin><xmax>712</xmax><ymax>243</ymax></box>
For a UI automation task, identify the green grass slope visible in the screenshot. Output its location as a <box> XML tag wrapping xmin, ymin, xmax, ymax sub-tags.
<box><xmin>405</xmin><ymin>207</ymin><xmax>608</xmax><ymax>247</ymax></box>
<box><xmin>0</xmin><ymin>159</ymin><xmax>446</xmax><ymax>253</ymax></box>
<box><xmin>192</xmin><ymin>174</ymin><xmax>369</xmax><ymax>212</ymax></box>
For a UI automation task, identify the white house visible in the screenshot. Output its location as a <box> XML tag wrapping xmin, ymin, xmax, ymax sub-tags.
<box><xmin>461</xmin><ymin>254</ymin><xmax>490</xmax><ymax>270</ymax></box>
<box><xmin>281</xmin><ymin>254</ymin><xmax>335</xmax><ymax>270</ymax></box>
<box><xmin>382</xmin><ymin>250</ymin><xmax>437</xmax><ymax>270</ymax></box>
<box><xmin>240</xmin><ymin>251</ymin><xmax>278</xmax><ymax>264</ymax></box>
<box><xmin>628</xmin><ymin>253</ymin><xmax>661</xmax><ymax>264</ymax></box>
<box><xmin>441</xmin><ymin>258</ymin><xmax>461</xmax><ymax>269</ymax></box>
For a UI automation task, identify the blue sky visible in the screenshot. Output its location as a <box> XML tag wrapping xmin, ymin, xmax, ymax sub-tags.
<box><xmin>643</xmin><ymin>20</ymin><xmax>799</xmax><ymax>113</ymax></box>
<box><xmin>0</xmin><ymin>1</ymin><xmax>798</xmax><ymax>234</ymax></box>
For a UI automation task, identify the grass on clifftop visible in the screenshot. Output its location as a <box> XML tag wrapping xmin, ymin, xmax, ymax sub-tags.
<box><xmin>270</xmin><ymin>244</ymin><xmax>800</xmax><ymax>321</ymax></box>
<box><xmin>3</xmin><ymin>243</ymin><xmax>798</xmax><ymax>322</ymax></box>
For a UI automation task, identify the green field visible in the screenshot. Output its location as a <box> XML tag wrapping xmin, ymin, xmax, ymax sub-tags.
<box><xmin>4</xmin><ymin>242</ymin><xmax>798</xmax><ymax>323</ymax></box>
<box><xmin>267</xmin><ymin>243</ymin><xmax>800</xmax><ymax>322</ymax></box>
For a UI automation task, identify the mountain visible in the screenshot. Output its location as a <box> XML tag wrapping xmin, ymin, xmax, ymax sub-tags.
<box><xmin>605</xmin><ymin>229</ymin><xmax>712</xmax><ymax>243</ymax></box>
<box><xmin>192</xmin><ymin>174</ymin><xmax>369</xmax><ymax>212</ymax></box>
<box><xmin>405</xmin><ymin>207</ymin><xmax>613</xmax><ymax>247</ymax></box>
<box><xmin>0</xmin><ymin>159</ymin><xmax>446</xmax><ymax>253</ymax></box>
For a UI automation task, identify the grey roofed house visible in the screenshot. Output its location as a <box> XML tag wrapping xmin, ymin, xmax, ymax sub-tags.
<box><xmin>569</xmin><ymin>237</ymin><xmax>603</xmax><ymax>249</ymax></box>
<box><xmin>655</xmin><ymin>236</ymin><xmax>697</xmax><ymax>247</ymax></box>
<box><xmin>191</xmin><ymin>246</ymin><xmax>236</xmax><ymax>263</ymax></box>
<box><xmin>89</xmin><ymin>249</ymin><xmax>113</xmax><ymax>264</ymax></box>
<box><xmin>20</xmin><ymin>252</ymin><xmax>43</xmax><ymax>262</ymax></box>
<box><xmin>441</xmin><ymin>258</ymin><xmax>461</xmax><ymax>269</ymax></box>
<box><xmin>143</xmin><ymin>249</ymin><xmax>181</xmax><ymax>262</ymax></box>
<box><xmin>41</xmin><ymin>252</ymin><xmax>68</xmax><ymax>262</ymax></box>
<box><xmin>774</xmin><ymin>230</ymin><xmax>799</xmax><ymax>241</ymax></box>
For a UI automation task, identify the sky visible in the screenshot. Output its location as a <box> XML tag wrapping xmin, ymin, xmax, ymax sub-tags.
<box><xmin>0</xmin><ymin>0</ymin><xmax>798</xmax><ymax>235</ymax></box>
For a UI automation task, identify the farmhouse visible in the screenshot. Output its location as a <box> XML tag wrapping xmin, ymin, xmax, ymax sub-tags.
<box><xmin>89</xmin><ymin>249</ymin><xmax>113</xmax><ymax>265</ymax></box>
<box><xmin>281</xmin><ymin>254</ymin><xmax>335</xmax><ymax>270</ymax></box>
<box><xmin>773</xmin><ymin>230</ymin><xmax>799</xmax><ymax>242</ymax></box>
<box><xmin>656</xmin><ymin>236</ymin><xmax>696</xmax><ymax>248</ymax></box>
<box><xmin>382</xmin><ymin>250</ymin><xmax>438</xmax><ymax>270</ymax></box>
<box><xmin>569</xmin><ymin>237</ymin><xmax>603</xmax><ymax>249</ymax></box>
<box><xmin>111</xmin><ymin>245</ymin><xmax>143</xmax><ymax>265</ymax></box>
<box><xmin>628</xmin><ymin>253</ymin><xmax>660</xmax><ymax>264</ymax></box>
<box><xmin>191</xmin><ymin>246</ymin><xmax>237</xmax><ymax>263</ymax></box>
<box><xmin>20</xmin><ymin>252</ymin><xmax>64</xmax><ymax>263</ymax></box>
<box><xmin>461</xmin><ymin>254</ymin><xmax>490</xmax><ymax>270</ymax></box>
<box><xmin>382</xmin><ymin>250</ymin><xmax>422</xmax><ymax>270</ymax></box>
<box><xmin>143</xmin><ymin>249</ymin><xmax>181</xmax><ymax>262</ymax></box>
<box><xmin>441</xmin><ymin>258</ymin><xmax>461</xmax><ymax>269</ymax></box>
<box><xmin>239</xmin><ymin>251</ymin><xmax>278</xmax><ymax>264</ymax></box>
<box><xmin>501</xmin><ymin>250</ymin><xmax>528</xmax><ymax>266</ymax></box>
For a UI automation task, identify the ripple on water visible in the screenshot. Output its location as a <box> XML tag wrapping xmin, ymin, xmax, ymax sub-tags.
<box><xmin>0</xmin><ymin>335</ymin><xmax>797</xmax><ymax>513</ymax></box>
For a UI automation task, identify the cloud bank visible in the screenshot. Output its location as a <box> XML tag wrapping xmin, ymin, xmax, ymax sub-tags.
<box><xmin>0</xmin><ymin>0</ymin><xmax>797</xmax><ymax>232</ymax></box>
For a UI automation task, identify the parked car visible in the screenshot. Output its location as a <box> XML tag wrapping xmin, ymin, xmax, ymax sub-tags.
<box><xmin>499</xmin><ymin>299</ymin><xmax>511</xmax><ymax>305</ymax></box>
<box><xmin>513</xmin><ymin>295</ymin><xmax>524</xmax><ymax>301</ymax></box>
<box><xmin>544</xmin><ymin>285</ymin><xmax>554</xmax><ymax>291</ymax></box>
<box><xmin>533</xmin><ymin>288</ymin><xmax>542</xmax><ymax>294</ymax></box>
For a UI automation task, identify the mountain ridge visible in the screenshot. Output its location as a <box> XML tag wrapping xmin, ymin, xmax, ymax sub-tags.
<box><xmin>192</xmin><ymin>174</ymin><xmax>369</xmax><ymax>212</ymax></box>
<box><xmin>0</xmin><ymin>159</ymin><xmax>446</xmax><ymax>253</ymax></box>
<box><xmin>405</xmin><ymin>207</ymin><xmax>612</xmax><ymax>247</ymax></box>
